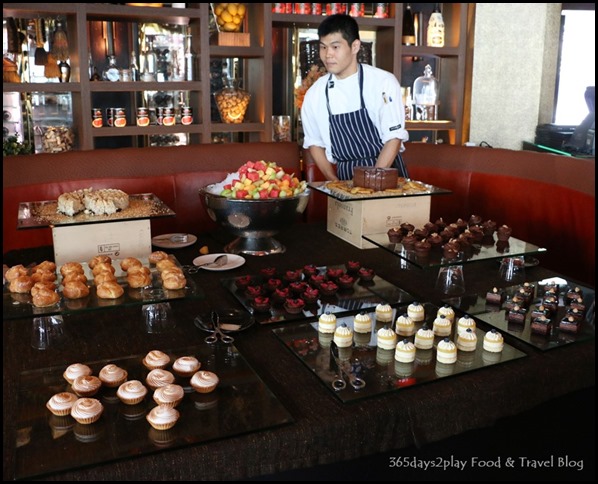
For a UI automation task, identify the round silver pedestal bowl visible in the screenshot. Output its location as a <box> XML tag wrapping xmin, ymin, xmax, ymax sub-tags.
<box><xmin>199</xmin><ymin>186</ymin><xmax>310</xmax><ymax>256</ymax></box>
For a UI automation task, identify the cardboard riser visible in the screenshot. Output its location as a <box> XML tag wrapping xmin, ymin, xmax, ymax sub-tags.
<box><xmin>327</xmin><ymin>196</ymin><xmax>432</xmax><ymax>249</ymax></box>
<box><xmin>52</xmin><ymin>219</ymin><xmax>152</xmax><ymax>267</ymax></box>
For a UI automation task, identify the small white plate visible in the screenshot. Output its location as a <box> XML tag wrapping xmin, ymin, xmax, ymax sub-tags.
<box><xmin>193</xmin><ymin>253</ymin><xmax>245</xmax><ymax>271</ymax></box>
<box><xmin>152</xmin><ymin>233</ymin><xmax>197</xmax><ymax>249</ymax></box>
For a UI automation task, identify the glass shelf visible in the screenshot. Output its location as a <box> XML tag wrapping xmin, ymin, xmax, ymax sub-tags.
<box><xmin>17</xmin><ymin>193</ymin><xmax>175</xmax><ymax>229</ymax></box>
<box><xmin>308</xmin><ymin>181</ymin><xmax>451</xmax><ymax>202</ymax></box>
<box><xmin>363</xmin><ymin>233</ymin><xmax>547</xmax><ymax>269</ymax></box>
<box><xmin>273</xmin><ymin>302</ymin><xmax>527</xmax><ymax>404</ymax></box>
<box><xmin>14</xmin><ymin>342</ymin><xmax>293</xmax><ymax>480</ymax></box>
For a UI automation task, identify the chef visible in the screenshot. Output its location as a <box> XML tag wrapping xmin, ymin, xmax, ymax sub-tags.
<box><xmin>301</xmin><ymin>14</ymin><xmax>410</xmax><ymax>181</ymax></box>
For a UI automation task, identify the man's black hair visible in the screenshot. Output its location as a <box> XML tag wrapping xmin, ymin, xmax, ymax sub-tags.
<box><xmin>317</xmin><ymin>14</ymin><xmax>360</xmax><ymax>44</ymax></box>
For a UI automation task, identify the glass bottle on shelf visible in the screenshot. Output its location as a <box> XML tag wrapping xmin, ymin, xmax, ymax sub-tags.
<box><xmin>141</xmin><ymin>35</ymin><xmax>157</xmax><ymax>82</ymax></box>
<box><xmin>130</xmin><ymin>51</ymin><xmax>140</xmax><ymax>81</ymax></box>
<box><xmin>412</xmin><ymin>64</ymin><xmax>439</xmax><ymax>121</ymax></box>
<box><xmin>184</xmin><ymin>33</ymin><xmax>194</xmax><ymax>81</ymax></box>
<box><xmin>427</xmin><ymin>3</ymin><xmax>445</xmax><ymax>48</ymax></box>
<box><xmin>103</xmin><ymin>55</ymin><xmax>120</xmax><ymax>82</ymax></box>
<box><xmin>402</xmin><ymin>4</ymin><xmax>416</xmax><ymax>46</ymax></box>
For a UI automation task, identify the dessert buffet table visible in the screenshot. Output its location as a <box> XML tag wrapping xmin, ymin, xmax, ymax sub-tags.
<box><xmin>2</xmin><ymin>223</ymin><xmax>595</xmax><ymax>481</ymax></box>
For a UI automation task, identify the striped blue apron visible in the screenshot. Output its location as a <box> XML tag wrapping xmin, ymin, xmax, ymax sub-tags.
<box><xmin>326</xmin><ymin>63</ymin><xmax>408</xmax><ymax>180</ymax></box>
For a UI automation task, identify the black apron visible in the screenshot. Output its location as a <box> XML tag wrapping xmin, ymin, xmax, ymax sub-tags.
<box><xmin>326</xmin><ymin>64</ymin><xmax>408</xmax><ymax>180</ymax></box>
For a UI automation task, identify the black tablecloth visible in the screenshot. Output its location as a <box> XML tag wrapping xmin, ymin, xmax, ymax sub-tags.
<box><xmin>3</xmin><ymin>223</ymin><xmax>595</xmax><ymax>480</ymax></box>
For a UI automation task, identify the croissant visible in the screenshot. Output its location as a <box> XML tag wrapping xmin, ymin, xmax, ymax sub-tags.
<box><xmin>5</xmin><ymin>264</ymin><xmax>28</xmax><ymax>282</ymax></box>
<box><xmin>148</xmin><ymin>251</ymin><xmax>169</xmax><ymax>264</ymax></box>
<box><xmin>96</xmin><ymin>281</ymin><xmax>124</xmax><ymax>299</ymax></box>
<box><xmin>63</xmin><ymin>280</ymin><xmax>90</xmax><ymax>299</ymax></box>
<box><xmin>9</xmin><ymin>275</ymin><xmax>33</xmax><ymax>294</ymax></box>
<box><xmin>32</xmin><ymin>286</ymin><xmax>61</xmax><ymax>307</ymax></box>
<box><xmin>88</xmin><ymin>255</ymin><xmax>112</xmax><ymax>269</ymax></box>
<box><xmin>120</xmin><ymin>257</ymin><xmax>142</xmax><ymax>271</ymax></box>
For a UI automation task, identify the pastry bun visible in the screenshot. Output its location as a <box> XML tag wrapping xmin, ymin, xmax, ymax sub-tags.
<box><xmin>120</xmin><ymin>257</ymin><xmax>142</xmax><ymax>271</ymax></box>
<box><xmin>32</xmin><ymin>260</ymin><xmax>57</xmax><ymax>273</ymax></box>
<box><xmin>162</xmin><ymin>272</ymin><xmax>186</xmax><ymax>290</ymax></box>
<box><xmin>88</xmin><ymin>255</ymin><xmax>112</xmax><ymax>269</ymax></box>
<box><xmin>148</xmin><ymin>251</ymin><xmax>169</xmax><ymax>264</ymax></box>
<box><xmin>32</xmin><ymin>286</ymin><xmax>61</xmax><ymax>307</ymax></box>
<box><xmin>96</xmin><ymin>281</ymin><xmax>124</xmax><ymax>299</ymax></box>
<box><xmin>9</xmin><ymin>275</ymin><xmax>33</xmax><ymax>294</ymax></box>
<box><xmin>60</xmin><ymin>262</ymin><xmax>84</xmax><ymax>277</ymax></box>
<box><xmin>31</xmin><ymin>270</ymin><xmax>57</xmax><ymax>284</ymax></box>
<box><xmin>63</xmin><ymin>280</ymin><xmax>91</xmax><ymax>299</ymax></box>
<box><xmin>91</xmin><ymin>262</ymin><xmax>115</xmax><ymax>276</ymax></box>
<box><xmin>5</xmin><ymin>264</ymin><xmax>28</xmax><ymax>282</ymax></box>
<box><xmin>126</xmin><ymin>268</ymin><xmax>152</xmax><ymax>288</ymax></box>
<box><xmin>31</xmin><ymin>281</ymin><xmax>58</xmax><ymax>295</ymax></box>
<box><xmin>62</xmin><ymin>272</ymin><xmax>88</xmax><ymax>285</ymax></box>
<box><xmin>93</xmin><ymin>271</ymin><xmax>117</xmax><ymax>286</ymax></box>
<box><xmin>155</xmin><ymin>258</ymin><xmax>177</xmax><ymax>272</ymax></box>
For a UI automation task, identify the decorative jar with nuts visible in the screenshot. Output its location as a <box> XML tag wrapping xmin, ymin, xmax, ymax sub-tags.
<box><xmin>214</xmin><ymin>77</ymin><xmax>251</xmax><ymax>124</ymax></box>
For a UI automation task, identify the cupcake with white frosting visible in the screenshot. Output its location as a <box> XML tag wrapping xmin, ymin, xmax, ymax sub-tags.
<box><xmin>333</xmin><ymin>323</ymin><xmax>353</xmax><ymax>348</ymax></box>
<box><xmin>414</xmin><ymin>324</ymin><xmax>435</xmax><ymax>350</ymax></box>
<box><xmin>436</xmin><ymin>338</ymin><xmax>457</xmax><ymax>364</ymax></box>
<box><xmin>407</xmin><ymin>302</ymin><xmax>425</xmax><ymax>322</ymax></box>
<box><xmin>318</xmin><ymin>311</ymin><xmax>337</xmax><ymax>334</ymax></box>
<box><xmin>394</xmin><ymin>339</ymin><xmax>416</xmax><ymax>363</ymax></box>
<box><xmin>376</xmin><ymin>325</ymin><xmax>397</xmax><ymax>350</ymax></box>
<box><xmin>353</xmin><ymin>311</ymin><xmax>372</xmax><ymax>334</ymax></box>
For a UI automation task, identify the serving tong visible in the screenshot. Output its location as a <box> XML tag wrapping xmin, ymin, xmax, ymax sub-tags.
<box><xmin>204</xmin><ymin>310</ymin><xmax>234</xmax><ymax>345</ymax></box>
<box><xmin>330</xmin><ymin>341</ymin><xmax>366</xmax><ymax>392</ymax></box>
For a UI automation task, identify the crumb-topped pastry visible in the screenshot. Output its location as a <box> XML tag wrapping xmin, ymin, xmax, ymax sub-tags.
<box><xmin>63</xmin><ymin>363</ymin><xmax>93</xmax><ymax>385</ymax></box>
<box><xmin>407</xmin><ymin>302</ymin><xmax>425</xmax><ymax>322</ymax></box>
<box><xmin>376</xmin><ymin>325</ymin><xmax>397</xmax><ymax>350</ymax></box>
<box><xmin>395</xmin><ymin>313</ymin><xmax>415</xmax><ymax>337</ymax></box>
<box><xmin>117</xmin><ymin>380</ymin><xmax>148</xmax><ymax>405</ymax></box>
<box><xmin>394</xmin><ymin>339</ymin><xmax>416</xmax><ymax>363</ymax></box>
<box><xmin>436</xmin><ymin>338</ymin><xmax>457</xmax><ymax>364</ymax></box>
<box><xmin>318</xmin><ymin>311</ymin><xmax>337</xmax><ymax>333</ymax></box>
<box><xmin>172</xmin><ymin>356</ymin><xmax>201</xmax><ymax>377</ymax></box>
<box><xmin>143</xmin><ymin>350</ymin><xmax>171</xmax><ymax>370</ymax></box>
<box><xmin>353</xmin><ymin>311</ymin><xmax>372</xmax><ymax>333</ymax></box>
<box><xmin>153</xmin><ymin>383</ymin><xmax>185</xmax><ymax>408</ymax></box>
<box><xmin>456</xmin><ymin>328</ymin><xmax>478</xmax><ymax>352</ymax></box>
<box><xmin>70</xmin><ymin>397</ymin><xmax>104</xmax><ymax>424</ymax></box>
<box><xmin>146</xmin><ymin>404</ymin><xmax>180</xmax><ymax>430</ymax></box>
<box><xmin>414</xmin><ymin>324</ymin><xmax>434</xmax><ymax>350</ymax></box>
<box><xmin>375</xmin><ymin>303</ymin><xmax>393</xmax><ymax>323</ymax></box>
<box><xmin>333</xmin><ymin>323</ymin><xmax>354</xmax><ymax>348</ymax></box>
<box><xmin>483</xmin><ymin>329</ymin><xmax>504</xmax><ymax>353</ymax></box>
<box><xmin>98</xmin><ymin>364</ymin><xmax>128</xmax><ymax>388</ymax></box>
<box><xmin>46</xmin><ymin>392</ymin><xmax>79</xmax><ymax>416</ymax></box>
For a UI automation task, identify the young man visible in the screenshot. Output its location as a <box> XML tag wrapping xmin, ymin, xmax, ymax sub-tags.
<box><xmin>301</xmin><ymin>14</ymin><xmax>409</xmax><ymax>181</ymax></box>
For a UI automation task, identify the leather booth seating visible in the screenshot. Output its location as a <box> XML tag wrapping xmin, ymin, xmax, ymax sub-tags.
<box><xmin>304</xmin><ymin>143</ymin><xmax>595</xmax><ymax>287</ymax></box>
<box><xmin>3</xmin><ymin>141</ymin><xmax>595</xmax><ymax>286</ymax></box>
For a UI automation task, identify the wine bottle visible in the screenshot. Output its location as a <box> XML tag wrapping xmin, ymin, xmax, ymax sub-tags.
<box><xmin>427</xmin><ymin>3</ymin><xmax>445</xmax><ymax>48</ymax></box>
<box><xmin>402</xmin><ymin>4</ymin><xmax>416</xmax><ymax>46</ymax></box>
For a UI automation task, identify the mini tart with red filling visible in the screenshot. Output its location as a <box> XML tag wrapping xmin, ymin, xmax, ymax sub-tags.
<box><xmin>284</xmin><ymin>298</ymin><xmax>306</xmax><ymax>314</ymax></box>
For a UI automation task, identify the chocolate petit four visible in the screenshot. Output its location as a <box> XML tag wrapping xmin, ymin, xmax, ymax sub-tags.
<box><xmin>568</xmin><ymin>297</ymin><xmax>586</xmax><ymax>314</ymax></box>
<box><xmin>565</xmin><ymin>286</ymin><xmax>584</xmax><ymax>305</ymax></box>
<box><xmin>565</xmin><ymin>307</ymin><xmax>584</xmax><ymax>323</ymax></box>
<box><xmin>496</xmin><ymin>224</ymin><xmax>512</xmax><ymax>241</ymax></box>
<box><xmin>507</xmin><ymin>305</ymin><xmax>527</xmax><ymax>324</ymax></box>
<box><xmin>559</xmin><ymin>315</ymin><xmax>581</xmax><ymax>334</ymax></box>
<box><xmin>530</xmin><ymin>304</ymin><xmax>550</xmax><ymax>319</ymax></box>
<box><xmin>541</xmin><ymin>295</ymin><xmax>559</xmax><ymax>315</ymax></box>
<box><xmin>530</xmin><ymin>315</ymin><xmax>552</xmax><ymax>335</ymax></box>
<box><xmin>387</xmin><ymin>227</ymin><xmax>403</xmax><ymax>243</ymax></box>
<box><xmin>486</xmin><ymin>287</ymin><xmax>505</xmax><ymax>305</ymax></box>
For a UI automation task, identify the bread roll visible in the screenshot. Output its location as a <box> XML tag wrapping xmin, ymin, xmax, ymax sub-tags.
<box><xmin>31</xmin><ymin>270</ymin><xmax>57</xmax><ymax>284</ymax></box>
<box><xmin>63</xmin><ymin>280</ymin><xmax>90</xmax><ymax>299</ymax></box>
<box><xmin>127</xmin><ymin>270</ymin><xmax>152</xmax><ymax>288</ymax></box>
<box><xmin>162</xmin><ymin>273</ymin><xmax>186</xmax><ymax>290</ymax></box>
<box><xmin>96</xmin><ymin>281</ymin><xmax>124</xmax><ymax>299</ymax></box>
<box><xmin>62</xmin><ymin>272</ymin><xmax>88</xmax><ymax>285</ymax></box>
<box><xmin>31</xmin><ymin>281</ymin><xmax>57</xmax><ymax>295</ymax></box>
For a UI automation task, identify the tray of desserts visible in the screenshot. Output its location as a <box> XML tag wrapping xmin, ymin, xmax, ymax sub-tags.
<box><xmin>443</xmin><ymin>277</ymin><xmax>595</xmax><ymax>351</ymax></box>
<box><xmin>18</xmin><ymin>193</ymin><xmax>175</xmax><ymax>229</ymax></box>
<box><xmin>14</xmin><ymin>343</ymin><xmax>294</xmax><ymax>480</ymax></box>
<box><xmin>220</xmin><ymin>263</ymin><xmax>416</xmax><ymax>325</ymax></box>
<box><xmin>272</xmin><ymin>302</ymin><xmax>527</xmax><ymax>403</ymax></box>
<box><xmin>308</xmin><ymin>180</ymin><xmax>451</xmax><ymax>201</ymax></box>
<box><xmin>3</xmin><ymin>254</ymin><xmax>203</xmax><ymax>320</ymax></box>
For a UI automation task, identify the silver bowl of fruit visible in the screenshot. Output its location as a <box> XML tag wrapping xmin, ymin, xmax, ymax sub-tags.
<box><xmin>199</xmin><ymin>161</ymin><xmax>310</xmax><ymax>256</ymax></box>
